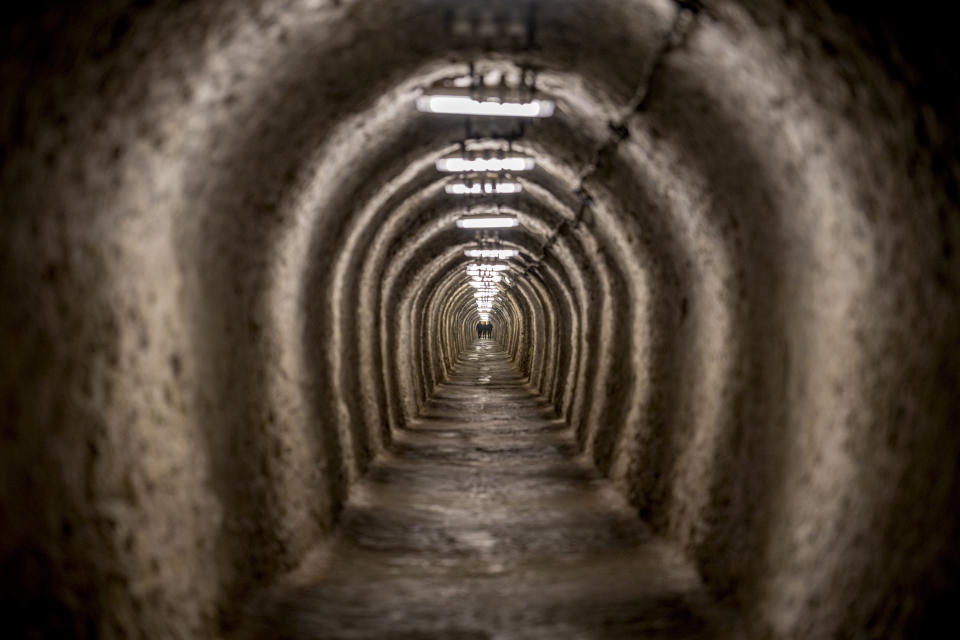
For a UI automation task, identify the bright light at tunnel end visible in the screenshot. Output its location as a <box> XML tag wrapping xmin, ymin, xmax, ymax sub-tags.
<box><xmin>417</xmin><ymin>95</ymin><xmax>555</xmax><ymax>118</ymax></box>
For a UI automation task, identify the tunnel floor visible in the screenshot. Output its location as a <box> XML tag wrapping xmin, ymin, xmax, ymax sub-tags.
<box><xmin>242</xmin><ymin>341</ymin><xmax>730</xmax><ymax>639</ymax></box>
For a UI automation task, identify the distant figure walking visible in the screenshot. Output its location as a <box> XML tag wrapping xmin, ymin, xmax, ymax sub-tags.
<box><xmin>476</xmin><ymin>321</ymin><xmax>483</xmax><ymax>339</ymax></box>
<box><xmin>484</xmin><ymin>322</ymin><xmax>493</xmax><ymax>339</ymax></box>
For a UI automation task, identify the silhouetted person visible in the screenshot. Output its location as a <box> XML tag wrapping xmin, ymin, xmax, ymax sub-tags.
<box><xmin>476</xmin><ymin>321</ymin><xmax>483</xmax><ymax>339</ymax></box>
<box><xmin>486</xmin><ymin>322</ymin><xmax>493</xmax><ymax>339</ymax></box>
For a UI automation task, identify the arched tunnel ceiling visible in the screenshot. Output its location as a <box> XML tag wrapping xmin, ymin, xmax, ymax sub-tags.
<box><xmin>2</xmin><ymin>1</ymin><xmax>959</xmax><ymax>638</ymax></box>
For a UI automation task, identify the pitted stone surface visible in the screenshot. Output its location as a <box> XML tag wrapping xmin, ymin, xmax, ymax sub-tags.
<box><xmin>241</xmin><ymin>341</ymin><xmax>730</xmax><ymax>639</ymax></box>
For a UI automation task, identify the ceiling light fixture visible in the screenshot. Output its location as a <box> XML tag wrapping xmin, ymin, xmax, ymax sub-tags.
<box><xmin>417</xmin><ymin>95</ymin><xmax>555</xmax><ymax>118</ymax></box>
<box><xmin>464</xmin><ymin>249</ymin><xmax>519</xmax><ymax>259</ymax></box>
<box><xmin>437</xmin><ymin>157</ymin><xmax>535</xmax><ymax>173</ymax></box>
<box><xmin>445</xmin><ymin>182</ymin><xmax>522</xmax><ymax>195</ymax></box>
<box><xmin>467</xmin><ymin>263</ymin><xmax>509</xmax><ymax>271</ymax></box>
<box><xmin>456</xmin><ymin>217</ymin><xmax>519</xmax><ymax>229</ymax></box>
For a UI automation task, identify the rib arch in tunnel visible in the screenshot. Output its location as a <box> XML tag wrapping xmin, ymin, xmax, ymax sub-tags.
<box><xmin>2</xmin><ymin>1</ymin><xmax>959</xmax><ymax>638</ymax></box>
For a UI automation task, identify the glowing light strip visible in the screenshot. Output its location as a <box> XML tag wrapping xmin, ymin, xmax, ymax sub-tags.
<box><xmin>456</xmin><ymin>217</ymin><xmax>519</xmax><ymax>229</ymax></box>
<box><xmin>464</xmin><ymin>249</ymin><xmax>519</xmax><ymax>259</ymax></box>
<box><xmin>467</xmin><ymin>263</ymin><xmax>509</xmax><ymax>271</ymax></box>
<box><xmin>437</xmin><ymin>157</ymin><xmax>535</xmax><ymax>173</ymax></box>
<box><xmin>445</xmin><ymin>182</ymin><xmax>522</xmax><ymax>195</ymax></box>
<box><xmin>417</xmin><ymin>95</ymin><xmax>555</xmax><ymax>118</ymax></box>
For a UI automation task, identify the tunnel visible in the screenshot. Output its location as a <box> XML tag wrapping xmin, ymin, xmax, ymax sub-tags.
<box><xmin>2</xmin><ymin>1</ymin><xmax>960</xmax><ymax>638</ymax></box>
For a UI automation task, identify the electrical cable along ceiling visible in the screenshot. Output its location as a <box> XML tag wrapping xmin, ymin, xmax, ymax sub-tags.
<box><xmin>0</xmin><ymin>1</ymin><xmax>959</xmax><ymax>638</ymax></box>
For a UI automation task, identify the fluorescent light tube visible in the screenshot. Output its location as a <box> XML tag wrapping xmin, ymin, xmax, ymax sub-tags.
<box><xmin>417</xmin><ymin>95</ymin><xmax>555</xmax><ymax>118</ymax></box>
<box><xmin>456</xmin><ymin>217</ymin><xmax>519</xmax><ymax>229</ymax></box>
<box><xmin>437</xmin><ymin>157</ymin><xmax>535</xmax><ymax>173</ymax></box>
<box><xmin>445</xmin><ymin>182</ymin><xmax>522</xmax><ymax>195</ymax></box>
<box><xmin>464</xmin><ymin>249</ymin><xmax>519</xmax><ymax>259</ymax></box>
<box><xmin>466</xmin><ymin>263</ymin><xmax>509</xmax><ymax>271</ymax></box>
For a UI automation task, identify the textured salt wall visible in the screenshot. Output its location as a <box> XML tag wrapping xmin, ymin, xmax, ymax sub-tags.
<box><xmin>2</xmin><ymin>0</ymin><xmax>959</xmax><ymax>638</ymax></box>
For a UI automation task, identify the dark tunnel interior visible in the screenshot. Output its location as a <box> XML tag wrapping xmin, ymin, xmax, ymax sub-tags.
<box><xmin>2</xmin><ymin>1</ymin><xmax>960</xmax><ymax>638</ymax></box>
